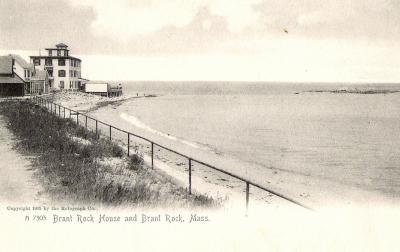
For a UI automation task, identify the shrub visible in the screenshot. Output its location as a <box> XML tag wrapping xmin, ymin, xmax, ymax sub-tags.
<box><xmin>128</xmin><ymin>153</ymin><xmax>144</xmax><ymax>171</ymax></box>
<box><xmin>111</xmin><ymin>143</ymin><xmax>124</xmax><ymax>158</ymax></box>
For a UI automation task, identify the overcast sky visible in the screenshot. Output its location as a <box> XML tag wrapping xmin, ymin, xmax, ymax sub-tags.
<box><xmin>1</xmin><ymin>0</ymin><xmax>400</xmax><ymax>82</ymax></box>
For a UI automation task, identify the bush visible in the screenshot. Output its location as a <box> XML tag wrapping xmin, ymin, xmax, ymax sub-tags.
<box><xmin>128</xmin><ymin>153</ymin><xmax>144</xmax><ymax>171</ymax></box>
<box><xmin>111</xmin><ymin>143</ymin><xmax>124</xmax><ymax>158</ymax></box>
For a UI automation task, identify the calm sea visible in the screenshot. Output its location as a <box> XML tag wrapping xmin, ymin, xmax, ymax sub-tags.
<box><xmin>100</xmin><ymin>82</ymin><xmax>400</xmax><ymax>199</ymax></box>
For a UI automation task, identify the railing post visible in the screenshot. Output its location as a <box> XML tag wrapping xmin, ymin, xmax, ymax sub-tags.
<box><xmin>63</xmin><ymin>107</ymin><xmax>65</xmax><ymax>118</ymax></box>
<box><xmin>85</xmin><ymin>116</ymin><xmax>88</xmax><ymax>129</ymax></box>
<box><xmin>246</xmin><ymin>182</ymin><xmax>250</xmax><ymax>216</ymax></box>
<box><xmin>58</xmin><ymin>105</ymin><xmax>60</xmax><ymax>117</ymax></box>
<box><xmin>189</xmin><ymin>158</ymin><xmax>192</xmax><ymax>194</ymax></box>
<box><xmin>95</xmin><ymin>120</ymin><xmax>98</xmax><ymax>139</ymax></box>
<box><xmin>109</xmin><ymin>125</ymin><xmax>112</xmax><ymax>141</ymax></box>
<box><xmin>77</xmin><ymin>112</ymin><xmax>79</xmax><ymax>125</ymax></box>
<box><xmin>127</xmin><ymin>133</ymin><xmax>130</xmax><ymax>156</ymax></box>
<box><xmin>151</xmin><ymin>142</ymin><xmax>154</xmax><ymax>169</ymax></box>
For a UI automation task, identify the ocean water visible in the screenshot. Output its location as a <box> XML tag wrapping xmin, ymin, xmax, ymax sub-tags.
<box><xmin>98</xmin><ymin>82</ymin><xmax>400</xmax><ymax>201</ymax></box>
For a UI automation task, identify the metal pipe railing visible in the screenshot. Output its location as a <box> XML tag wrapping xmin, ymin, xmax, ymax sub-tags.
<box><xmin>31</xmin><ymin>95</ymin><xmax>314</xmax><ymax>212</ymax></box>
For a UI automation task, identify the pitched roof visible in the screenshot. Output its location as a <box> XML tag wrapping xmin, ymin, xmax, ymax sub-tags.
<box><xmin>0</xmin><ymin>75</ymin><xmax>24</xmax><ymax>84</ymax></box>
<box><xmin>9</xmin><ymin>54</ymin><xmax>33</xmax><ymax>70</ymax></box>
<box><xmin>0</xmin><ymin>56</ymin><xmax>13</xmax><ymax>74</ymax></box>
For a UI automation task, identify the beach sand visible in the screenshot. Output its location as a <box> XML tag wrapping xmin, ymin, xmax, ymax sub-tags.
<box><xmin>47</xmin><ymin>92</ymin><xmax>399</xmax><ymax>211</ymax></box>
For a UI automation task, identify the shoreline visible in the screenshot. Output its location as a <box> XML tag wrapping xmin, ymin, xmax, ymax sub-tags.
<box><xmin>48</xmin><ymin>91</ymin><xmax>400</xmax><ymax>210</ymax></box>
<box><xmin>48</xmin><ymin>92</ymin><xmax>294</xmax><ymax>209</ymax></box>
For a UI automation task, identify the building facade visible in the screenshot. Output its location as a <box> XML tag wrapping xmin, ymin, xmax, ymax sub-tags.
<box><xmin>85</xmin><ymin>82</ymin><xmax>123</xmax><ymax>97</ymax></box>
<box><xmin>30</xmin><ymin>43</ymin><xmax>82</xmax><ymax>91</ymax></box>
<box><xmin>30</xmin><ymin>70</ymin><xmax>49</xmax><ymax>95</ymax></box>
<box><xmin>0</xmin><ymin>54</ymin><xmax>50</xmax><ymax>97</ymax></box>
<box><xmin>0</xmin><ymin>56</ymin><xmax>25</xmax><ymax>97</ymax></box>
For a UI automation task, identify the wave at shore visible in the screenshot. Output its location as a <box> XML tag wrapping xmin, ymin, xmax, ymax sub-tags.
<box><xmin>120</xmin><ymin>112</ymin><xmax>210</xmax><ymax>151</ymax></box>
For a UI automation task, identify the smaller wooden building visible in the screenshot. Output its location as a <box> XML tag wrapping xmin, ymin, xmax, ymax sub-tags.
<box><xmin>85</xmin><ymin>82</ymin><xmax>123</xmax><ymax>97</ymax></box>
<box><xmin>0</xmin><ymin>56</ymin><xmax>25</xmax><ymax>97</ymax></box>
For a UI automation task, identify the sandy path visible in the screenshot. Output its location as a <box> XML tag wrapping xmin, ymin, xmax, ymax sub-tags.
<box><xmin>0</xmin><ymin>115</ymin><xmax>47</xmax><ymax>205</ymax></box>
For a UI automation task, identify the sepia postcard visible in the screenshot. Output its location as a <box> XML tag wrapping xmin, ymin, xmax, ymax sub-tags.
<box><xmin>1</xmin><ymin>0</ymin><xmax>399</xmax><ymax>251</ymax></box>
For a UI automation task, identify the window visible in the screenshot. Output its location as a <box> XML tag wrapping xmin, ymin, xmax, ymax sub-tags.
<box><xmin>74</xmin><ymin>70</ymin><xmax>77</xmax><ymax>77</ymax></box>
<box><xmin>70</xmin><ymin>60</ymin><xmax>73</xmax><ymax>67</ymax></box>
<box><xmin>58</xmin><ymin>70</ymin><xmax>66</xmax><ymax>77</ymax></box>
<box><xmin>48</xmin><ymin>50</ymin><xmax>52</xmax><ymax>56</ymax></box>
<box><xmin>45</xmin><ymin>58</ymin><xmax>52</xmax><ymax>66</ymax></box>
<box><xmin>47</xmin><ymin>68</ymin><xmax>53</xmax><ymax>77</ymax></box>
<box><xmin>33</xmin><ymin>58</ymin><xmax>41</xmax><ymax>66</ymax></box>
<box><xmin>58</xmin><ymin>59</ymin><xmax>65</xmax><ymax>66</ymax></box>
<box><xmin>57</xmin><ymin>50</ymin><xmax>61</xmax><ymax>56</ymax></box>
<box><xmin>60</xmin><ymin>81</ymin><xmax>64</xmax><ymax>89</ymax></box>
<box><xmin>64</xmin><ymin>50</ymin><xmax>68</xmax><ymax>56</ymax></box>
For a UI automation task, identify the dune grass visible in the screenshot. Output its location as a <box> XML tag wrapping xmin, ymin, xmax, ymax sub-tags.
<box><xmin>0</xmin><ymin>100</ymin><xmax>218</xmax><ymax>208</ymax></box>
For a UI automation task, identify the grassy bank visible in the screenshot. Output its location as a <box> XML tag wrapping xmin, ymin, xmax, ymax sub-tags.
<box><xmin>0</xmin><ymin>100</ymin><xmax>217</xmax><ymax>208</ymax></box>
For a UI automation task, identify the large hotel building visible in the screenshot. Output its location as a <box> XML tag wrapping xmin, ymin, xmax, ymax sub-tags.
<box><xmin>30</xmin><ymin>43</ymin><xmax>82</xmax><ymax>90</ymax></box>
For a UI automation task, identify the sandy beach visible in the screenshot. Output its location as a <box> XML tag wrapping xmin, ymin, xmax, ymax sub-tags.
<box><xmin>46</xmin><ymin>91</ymin><xmax>400</xmax><ymax>211</ymax></box>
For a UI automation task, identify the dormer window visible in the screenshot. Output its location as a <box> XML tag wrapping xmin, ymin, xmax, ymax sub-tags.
<box><xmin>57</xmin><ymin>50</ymin><xmax>61</xmax><ymax>56</ymax></box>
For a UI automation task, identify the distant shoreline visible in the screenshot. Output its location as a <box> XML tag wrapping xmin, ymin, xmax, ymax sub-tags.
<box><xmin>300</xmin><ymin>89</ymin><xmax>400</xmax><ymax>95</ymax></box>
